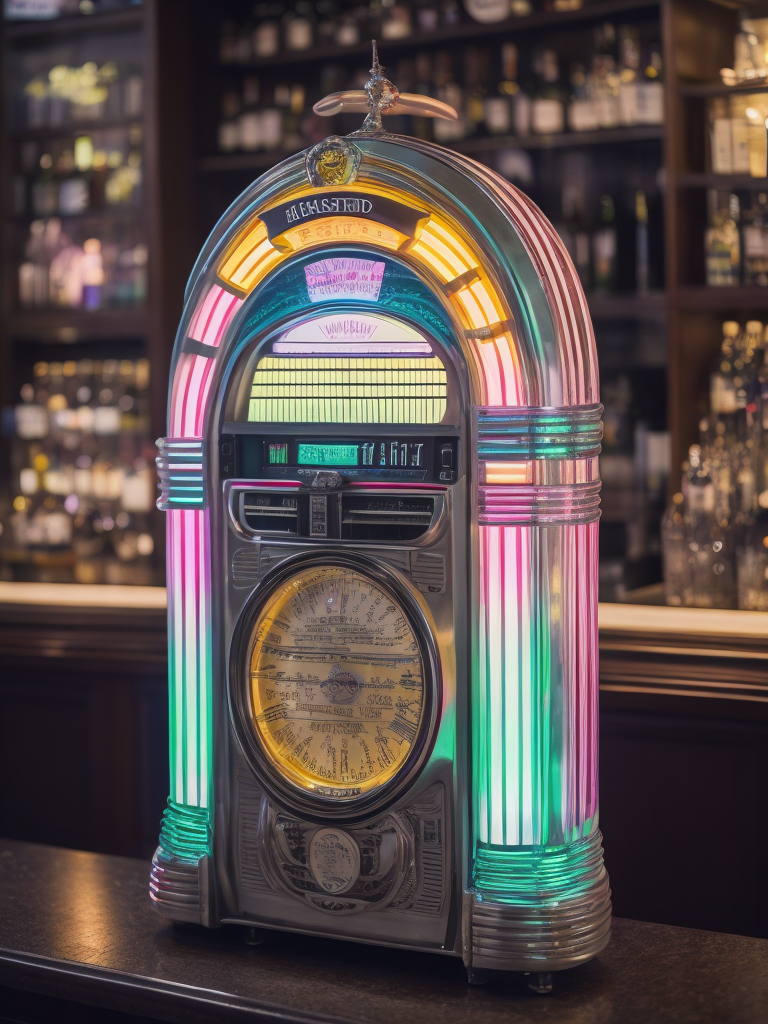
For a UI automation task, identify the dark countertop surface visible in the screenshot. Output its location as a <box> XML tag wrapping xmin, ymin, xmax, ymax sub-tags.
<box><xmin>0</xmin><ymin>839</ymin><xmax>766</xmax><ymax>1024</ymax></box>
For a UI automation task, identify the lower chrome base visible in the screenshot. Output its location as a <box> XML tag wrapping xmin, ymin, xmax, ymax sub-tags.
<box><xmin>149</xmin><ymin>848</ymin><xmax>208</xmax><ymax>924</ymax></box>
<box><xmin>463</xmin><ymin>829</ymin><xmax>611</xmax><ymax>975</ymax></box>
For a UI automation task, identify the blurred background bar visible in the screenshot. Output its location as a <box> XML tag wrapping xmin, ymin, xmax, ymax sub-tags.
<box><xmin>1</xmin><ymin>0</ymin><xmax>767</xmax><ymax>941</ymax></box>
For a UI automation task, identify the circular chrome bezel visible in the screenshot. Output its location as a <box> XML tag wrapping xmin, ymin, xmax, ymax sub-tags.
<box><xmin>229</xmin><ymin>551</ymin><xmax>441</xmax><ymax>824</ymax></box>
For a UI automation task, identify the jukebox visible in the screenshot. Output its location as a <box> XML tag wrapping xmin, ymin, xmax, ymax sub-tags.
<box><xmin>150</xmin><ymin>50</ymin><xmax>610</xmax><ymax>989</ymax></box>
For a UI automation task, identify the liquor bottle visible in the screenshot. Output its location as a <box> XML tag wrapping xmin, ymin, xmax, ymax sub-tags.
<box><xmin>413</xmin><ymin>52</ymin><xmax>435</xmax><ymax>141</ymax></box>
<box><xmin>218</xmin><ymin>88</ymin><xmax>242</xmax><ymax>152</ymax></box>
<box><xmin>259</xmin><ymin>85</ymin><xmax>284</xmax><ymax>151</ymax></box>
<box><xmin>335</xmin><ymin>4</ymin><xmax>364</xmax><ymax>45</ymax></box>
<box><xmin>381</xmin><ymin>0</ymin><xmax>412</xmax><ymax>39</ymax></box>
<box><xmin>635</xmin><ymin>189</ymin><xmax>649</xmax><ymax>295</ymax></box>
<box><xmin>282</xmin><ymin>83</ymin><xmax>306</xmax><ymax>151</ymax></box>
<box><xmin>561</xmin><ymin>181</ymin><xmax>591</xmax><ymax>291</ymax></box>
<box><xmin>441</xmin><ymin>0</ymin><xmax>462</xmax><ymax>25</ymax></box>
<box><xmin>284</xmin><ymin>1</ymin><xmax>314</xmax><ymax>50</ymax></box>
<box><xmin>314</xmin><ymin>1</ymin><xmax>339</xmax><ymax>46</ymax></box>
<box><xmin>741</xmin><ymin>191</ymin><xmax>768</xmax><ymax>286</ymax></box>
<box><xmin>710</xmin><ymin>320</ymin><xmax>742</xmax><ymax>423</ymax></box>
<box><xmin>433</xmin><ymin>52</ymin><xmax>466</xmax><ymax>142</ymax></box>
<box><xmin>684</xmin><ymin>445</ymin><xmax>736</xmax><ymax>608</ymax></box>
<box><xmin>754</xmin><ymin>326</ymin><xmax>768</xmax><ymax>503</ymax></box>
<box><xmin>238</xmin><ymin>76</ymin><xmax>261</xmax><ymax>152</ymax></box>
<box><xmin>661</xmin><ymin>491</ymin><xmax>689</xmax><ymax>606</ymax></box>
<box><xmin>415</xmin><ymin>0</ymin><xmax>439</xmax><ymax>32</ymax></box>
<box><xmin>567</xmin><ymin>61</ymin><xmax>598</xmax><ymax>132</ymax></box>
<box><xmin>464</xmin><ymin>47</ymin><xmax>490</xmax><ymax>138</ymax></box>
<box><xmin>81</xmin><ymin>238</ymin><xmax>104</xmax><ymax>310</ymax></box>
<box><xmin>531</xmin><ymin>48</ymin><xmax>565</xmax><ymax>135</ymax></box>
<box><xmin>705</xmin><ymin>191</ymin><xmax>741</xmax><ymax>287</ymax></box>
<box><xmin>483</xmin><ymin>43</ymin><xmax>517</xmax><ymax>136</ymax></box>
<box><xmin>253</xmin><ymin>3</ymin><xmax>281</xmax><ymax>58</ymax></box>
<box><xmin>617</xmin><ymin>24</ymin><xmax>641</xmax><ymax>126</ymax></box>
<box><xmin>592</xmin><ymin>22</ymin><xmax>620</xmax><ymax>129</ymax></box>
<box><xmin>638</xmin><ymin>34</ymin><xmax>664</xmax><ymax>125</ymax></box>
<box><xmin>737</xmin><ymin>505</ymin><xmax>768</xmax><ymax>609</ymax></box>
<box><xmin>592</xmin><ymin>194</ymin><xmax>617</xmax><ymax>294</ymax></box>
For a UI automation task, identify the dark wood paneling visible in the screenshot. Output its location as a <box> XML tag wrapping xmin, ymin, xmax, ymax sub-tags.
<box><xmin>0</xmin><ymin>602</ymin><xmax>168</xmax><ymax>859</ymax></box>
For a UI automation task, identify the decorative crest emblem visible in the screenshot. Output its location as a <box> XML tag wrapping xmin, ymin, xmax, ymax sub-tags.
<box><xmin>305</xmin><ymin>136</ymin><xmax>361</xmax><ymax>187</ymax></box>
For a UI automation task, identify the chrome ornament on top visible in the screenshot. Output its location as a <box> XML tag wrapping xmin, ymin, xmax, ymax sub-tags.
<box><xmin>150</xmin><ymin>44</ymin><xmax>609</xmax><ymax>992</ymax></box>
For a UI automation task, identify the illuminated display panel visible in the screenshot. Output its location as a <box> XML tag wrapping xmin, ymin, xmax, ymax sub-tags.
<box><xmin>246</xmin><ymin>313</ymin><xmax>447</xmax><ymax>424</ymax></box>
<box><xmin>297</xmin><ymin>443</ymin><xmax>358</xmax><ymax>465</ymax></box>
<box><xmin>248</xmin><ymin>355</ymin><xmax>447</xmax><ymax>424</ymax></box>
<box><xmin>248</xmin><ymin>565</ymin><xmax>427</xmax><ymax>799</ymax></box>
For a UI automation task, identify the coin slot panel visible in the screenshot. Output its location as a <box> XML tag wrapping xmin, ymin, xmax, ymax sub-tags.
<box><xmin>241</xmin><ymin>492</ymin><xmax>301</xmax><ymax>534</ymax></box>
<box><xmin>341</xmin><ymin>495</ymin><xmax>436</xmax><ymax>542</ymax></box>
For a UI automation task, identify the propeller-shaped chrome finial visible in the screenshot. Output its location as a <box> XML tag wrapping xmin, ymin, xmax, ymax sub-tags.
<box><xmin>312</xmin><ymin>41</ymin><xmax>459</xmax><ymax>133</ymax></box>
<box><xmin>361</xmin><ymin>40</ymin><xmax>398</xmax><ymax>132</ymax></box>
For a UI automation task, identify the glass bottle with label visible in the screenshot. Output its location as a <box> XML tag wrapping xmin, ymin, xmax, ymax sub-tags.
<box><xmin>741</xmin><ymin>191</ymin><xmax>768</xmax><ymax>286</ymax></box>
<box><xmin>593</xmin><ymin>22</ymin><xmax>620</xmax><ymax>129</ymax></box>
<box><xmin>381</xmin><ymin>0</ymin><xmax>412</xmax><ymax>39</ymax></box>
<box><xmin>531</xmin><ymin>48</ymin><xmax>565</xmax><ymax>135</ymax></box>
<box><xmin>464</xmin><ymin>47</ymin><xmax>489</xmax><ymax>138</ymax></box>
<box><xmin>284</xmin><ymin>1</ymin><xmax>314</xmax><ymax>51</ymax></box>
<box><xmin>617</xmin><ymin>24</ymin><xmax>641</xmax><ymax>126</ymax></box>
<box><xmin>253</xmin><ymin>3</ymin><xmax>282</xmax><ymax>58</ymax></box>
<box><xmin>568</xmin><ymin>61</ymin><xmax>598</xmax><ymax>132</ymax></box>
<box><xmin>561</xmin><ymin>180</ymin><xmax>591</xmax><ymax>291</ymax></box>
<box><xmin>638</xmin><ymin>35</ymin><xmax>664</xmax><ymax>125</ymax></box>
<box><xmin>483</xmin><ymin>43</ymin><xmax>518</xmax><ymax>136</ymax></box>
<box><xmin>661</xmin><ymin>491</ymin><xmax>689</xmax><ymax>605</ymax></box>
<box><xmin>705</xmin><ymin>190</ymin><xmax>741</xmax><ymax>287</ymax></box>
<box><xmin>434</xmin><ymin>51</ymin><xmax>466</xmax><ymax>142</ymax></box>
<box><xmin>592</xmin><ymin>194</ymin><xmax>617</xmax><ymax>294</ymax></box>
<box><xmin>685</xmin><ymin>445</ymin><xmax>736</xmax><ymax>608</ymax></box>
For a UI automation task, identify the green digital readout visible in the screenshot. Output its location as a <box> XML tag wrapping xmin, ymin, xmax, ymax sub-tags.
<box><xmin>268</xmin><ymin>443</ymin><xmax>288</xmax><ymax>464</ymax></box>
<box><xmin>297</xmin><ymin>443</ymin><xmax>359</xmax><ymax>466</ymax></box>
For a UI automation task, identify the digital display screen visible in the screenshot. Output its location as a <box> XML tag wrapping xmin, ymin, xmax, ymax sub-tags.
<box><xmin>268</xmin><ymin>443</ymin><xmax>288</xmax><ymax>464</ymax></box>
<box><xmin>297</xmin><ymin>443</ymin><xmax>358</xmax><ymax>466</ymax></box>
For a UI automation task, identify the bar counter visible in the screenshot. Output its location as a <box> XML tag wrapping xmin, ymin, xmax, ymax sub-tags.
<box><xmin>1</xmin><ymin>584</ymin><xmax>767</xmax><ymax>939</ymax></box>
<box><xmin>0</xmin><ymin>839</ymin><xmax>766</xmax><ymax>1024</ymax></box>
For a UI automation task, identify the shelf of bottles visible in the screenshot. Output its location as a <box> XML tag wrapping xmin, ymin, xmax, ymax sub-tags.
<box><xmin>663</xmin><ymin>320</ymin><xmax>768</xmax><ymax>611</ymax></box>
<box><xmin>4</xmin><ymin>356</ymin><xmax>157</xmax><ymax>585</ymax></box>
<box><xmin>1</xmin><ymin>2</ymin><xmax>158</xmax><ymax>586</ymax></box>
<box><xmin>8</xmin><ymin>23</ymin><xmax>147</xmax><ymax>314</ymax></box>
<box><xmin>210</xmin><ymin>4</ymin><xmax>664</xmax><ymax>159</ymax></box>
<box><xmin>679</xmin><ymin>14</ymin><xmax>768</xmax><ymax>294</ymax></box>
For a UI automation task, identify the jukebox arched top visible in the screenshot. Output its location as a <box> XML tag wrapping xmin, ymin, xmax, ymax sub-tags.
<box><xmin>166</xmin><ymin>131</ymin><xmax>600</xmax><ymax>445</ymax></box>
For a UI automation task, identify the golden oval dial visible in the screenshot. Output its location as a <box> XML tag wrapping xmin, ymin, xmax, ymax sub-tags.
<box><xmin>248</xmin><ymin>565</ymin><xmax>427</xmax><ymax>800</ymax></box>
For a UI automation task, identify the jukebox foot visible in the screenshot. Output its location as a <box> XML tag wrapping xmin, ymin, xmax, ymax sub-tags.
<box><xmin>527</xmin><ymin>973</ymin><xmax>554</xmax><ymax>995</ymax></box>
<box><xmin>463</xmin><ymin>830</ymin><xmax>611</xmax><ymax>976</ymax></box>
<box><xmin>245</xmin><ymin>926</ymin><xmax>268</xmax><ymax>947</ymax></box>
<box><xmin>465</xmin><ymin>968</ymin><xmax>491</xmax><ymax>987</ymax></box>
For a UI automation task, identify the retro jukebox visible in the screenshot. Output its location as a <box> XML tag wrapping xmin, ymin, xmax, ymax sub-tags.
<box><xmin>150</xmin><ymin>50</ymin><xmax>610</xmax><ymax>990</ymax></box>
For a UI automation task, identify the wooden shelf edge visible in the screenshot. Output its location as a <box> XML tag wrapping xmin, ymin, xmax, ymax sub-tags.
<box><xmin>199</xmin><ymin>125</ymin><xmax>664</xmax><ymax>173</ymax></box>
<box><xmin>676</xmin><ymin>173</ymin><xmax>768</xmax><ymax>189</ymax></box>
<box><xmin>676</xmin><ymin>286</ymin><xmax>768</xmax><ymax>311</ymax></box>
<box><xmin>679</xmin><ymin>80</ymin><xmax>768</xmax><ymax>98</ymax></box>
<box><xmin>588</xmin><ymin>293</ymin><xmax>667</xmax><ymax>319</ymax></box>
<box><xmin>10</xmin><ymin>118</ymin><xmax>142</xmax><ymax>142</ymax></box>
<box><xmin>4</xmin><ymin>7</ymin><xmax>143</xmax><ymax>40</ymax></box>
<box><xmin>5</xmin><ymin>309</ymin><xmax>149</xmax><ymax>341</ymax></box>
